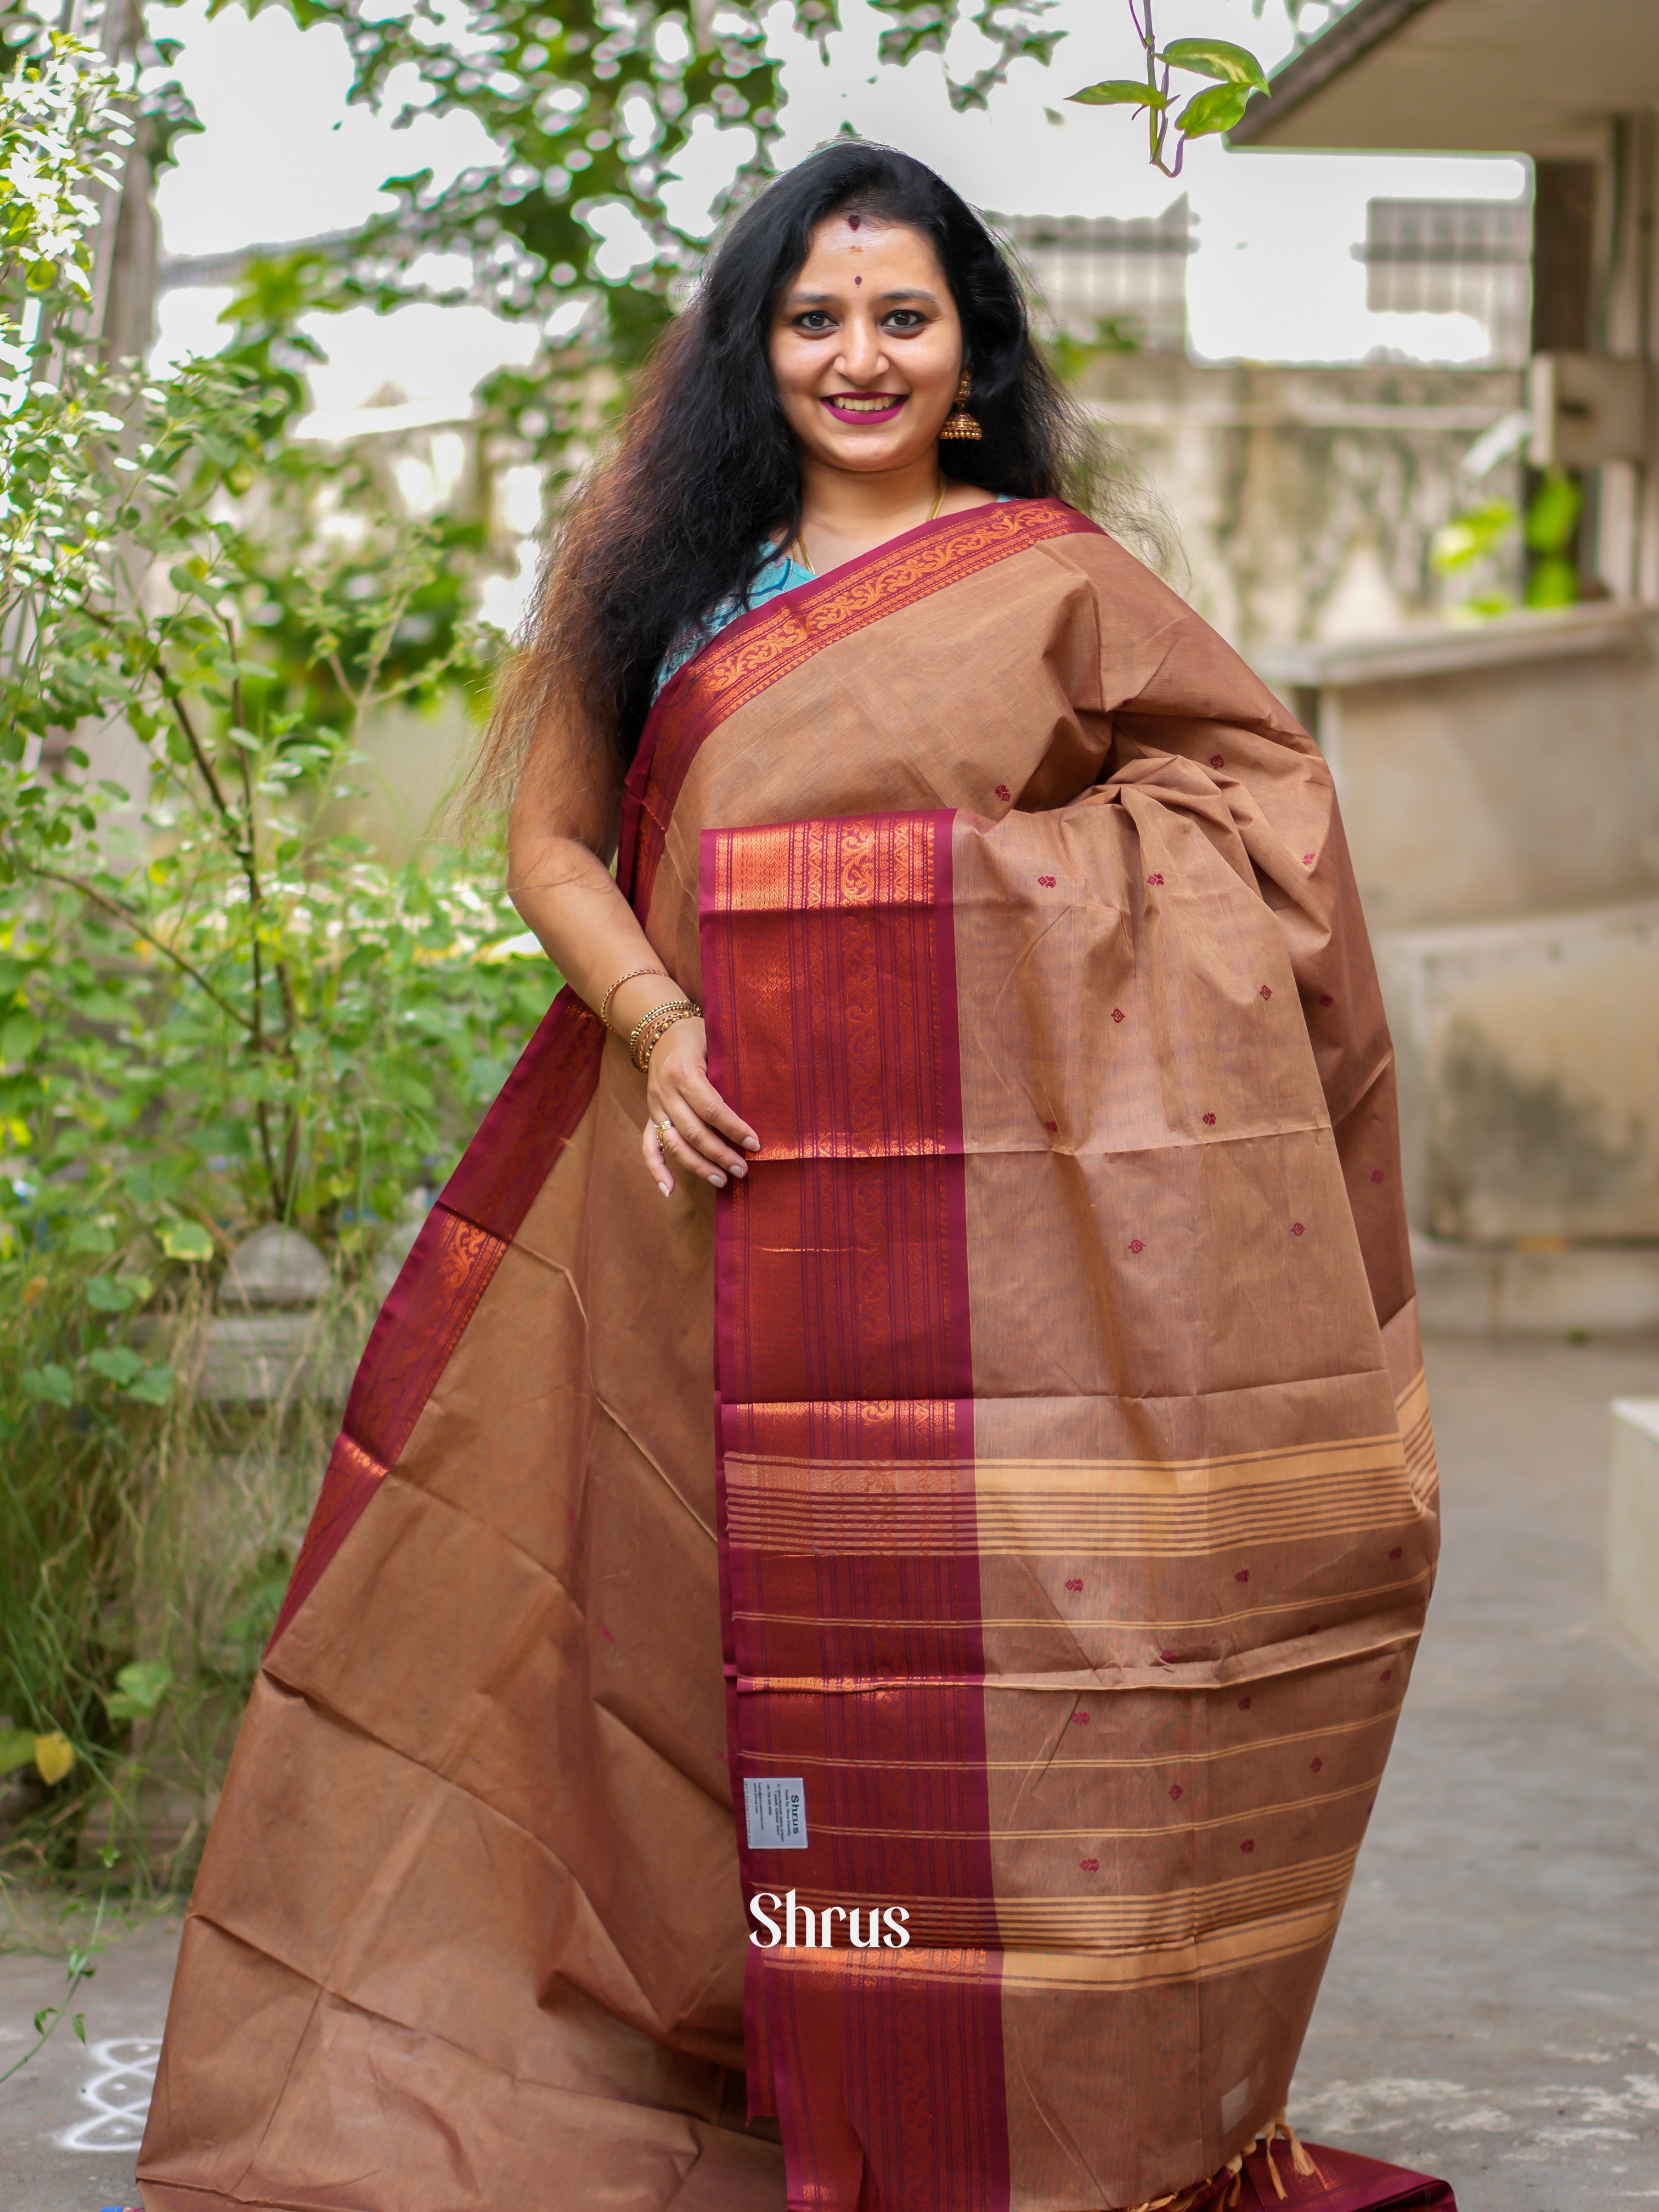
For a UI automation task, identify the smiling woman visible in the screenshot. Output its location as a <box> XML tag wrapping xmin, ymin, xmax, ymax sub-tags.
<box><xmin>771</xmin><ymin>218</ymin><xmax>983</xmax><ymax>495</ymax></box>
<box><xmin>477</xmin><ymin>142</ymin><xmax>1096</xmax><ymax>799</ymax></box>
<box><xmin>768</xmin><ymin>212</ymin><xmax>999</xmax><ymax>574</ymax></box>
<box><xmin>140</xmin><ymin>141</ymin><xmax>1452</xmax><ymax>2212</ymax></box>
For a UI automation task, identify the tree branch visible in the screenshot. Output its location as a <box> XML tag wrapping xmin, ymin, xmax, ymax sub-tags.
<box><xmin>25</xmin><ymin>862</ymin><xmax>274</xmax><ymax>1046</ymax></box>
<box><xmin>78</xmin><ymin>604</ymin><xmax>262</xmax><ymax>903</ymax></box>
<box><xmin>218</xmin><ymin>610</ymin><xmax>295</xmax><ymax>1216</ymax></box>
<box><xmin>159</xmin><ymin>673</ymin><xmax>237</xmax><ymax>833</ymax></box>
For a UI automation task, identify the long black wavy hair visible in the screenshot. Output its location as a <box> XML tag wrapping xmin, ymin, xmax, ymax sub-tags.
<box><xmin>484</xmin><ymin>140</ymin><xmax>1108</xmax><ymax>802</ymax></box>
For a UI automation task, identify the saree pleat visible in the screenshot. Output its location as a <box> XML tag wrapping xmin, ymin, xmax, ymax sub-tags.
<box><xmin>139</xmin><ymin>500</ymin><xmax>1443</xmax><ymax>2212</ymax></box>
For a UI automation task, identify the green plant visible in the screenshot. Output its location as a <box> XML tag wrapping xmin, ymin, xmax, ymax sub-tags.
<box><xmin>1431</xmin><ymin>470</ymin><xmax>1584</xmax><ymax>617</ymax></box>
<box><xmin>1043</xmin><ymin>314</ymin><xmax>1144</xmax><ymax>385</ymax></box>
<box><xmin>0</xmin><ymin>856</ymin><xmax>556</xmax><ymax>1858</ymax></box>
<box><xmin>1522</xmin><ymin>467</ymin><xmax>1583</xmax><ymax>608</ymax></box>
<box><xmin>0</xmin><ymin>37</ymin><xmax>557</xmax><ymax>1883</ymax></box>
<box><xmin>0</xmin><ymin>1836</ymin><xmax>127</xmax><ymax>2083</ymax></box>
<box><xmin>1068</xmin><ymin>0</ymin><xmax>1271</xmax><ymax>175</ymax></box>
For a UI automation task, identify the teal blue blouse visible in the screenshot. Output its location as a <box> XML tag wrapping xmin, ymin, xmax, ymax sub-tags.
<box><xmin>653</xmin><ymin>500</ymin><xmax>1014</xmax><ymax>699</ymax></box>
<box><xmin>653</xmin><ymin>547</ymin><xmax>815</xmax><ymax>699</ymax></box>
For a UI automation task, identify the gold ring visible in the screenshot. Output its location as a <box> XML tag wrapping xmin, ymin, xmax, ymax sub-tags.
<box><xmin>657</xmin><ymin>1118</ymin><xmax>674</xmax><ymax>1148</ymax></box>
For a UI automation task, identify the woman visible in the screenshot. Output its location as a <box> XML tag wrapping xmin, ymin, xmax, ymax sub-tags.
<box><xmin>140</xmin><ymin>145</ymin><xmax>1448</xmax><ymax>2212</ymax></box>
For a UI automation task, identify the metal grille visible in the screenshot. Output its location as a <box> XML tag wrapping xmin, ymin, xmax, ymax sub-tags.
<box><xmin>1356</xmin><ymin>198</ymin><xmax>1532</xmax><ymax>364</ymax></box>
<box><xmin>1000</xmin><ymin>198</ymin><xmax>1195</xmax><ymax>353</ymax></box>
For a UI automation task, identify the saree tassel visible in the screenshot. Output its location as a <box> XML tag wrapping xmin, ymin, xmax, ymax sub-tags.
<box><xmin>1277</xmin><ymin>2114</ymin><xmax>1326</xmax><ymax>2185</ymax></box>
<box><xmin>1258</xmin><ymin>2131</ymin><xmax>1288</xmax><ymax>2201</ymax></box>
<box><xmin>1113</xmin><ymin>2115</ymin><xmax>1317</xmax><ymax>2212</ymax></box>
<box><xmin>1124</xmin><ymin>2185</ymin><xmax>1210</xmax><ymax>2212</ymax></box>
<box><xmin>1260</xmin><ymin>2111</ymin><xmax>1327</xmax><ymax>2190</ymax></box>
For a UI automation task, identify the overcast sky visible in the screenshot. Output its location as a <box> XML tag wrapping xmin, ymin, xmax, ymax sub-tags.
<box><xmin>151</xmin><ymin>0</ymin><xmax>1528</xmax><ymax>409</ymax></box>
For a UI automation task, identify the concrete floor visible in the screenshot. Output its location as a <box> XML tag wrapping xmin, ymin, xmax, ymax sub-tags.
<box><xmin>2</xmin><ymin>1334</ymin><xmax>1656</xmax><ymax>2212</ymax></box>
<box><xmin>0</xmin><ymin>1901</ymin><xmax>176</xmax><ymax>2212</ymax></box>
<box><xmin>1289</xmin><ymin>1335</ymin><xmax>1659</xmax><ymax>2207</ymax></box>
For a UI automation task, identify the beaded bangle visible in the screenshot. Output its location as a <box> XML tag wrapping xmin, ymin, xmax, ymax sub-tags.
<box><xmin>599</xmin><ymin>965</ymin><xmax>670</xmax><ymax>1029</ymax></box>
<box><xmin>629</xmin><ymin>998</ymin><xmax>700</xmax><ymax>1073</ymax></box>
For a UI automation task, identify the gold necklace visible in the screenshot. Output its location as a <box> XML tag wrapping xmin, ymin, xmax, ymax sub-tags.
<box><xmin>790</xmin><ymin>475</ymin><xmax>947</xmax><ymax>577</ymax></box>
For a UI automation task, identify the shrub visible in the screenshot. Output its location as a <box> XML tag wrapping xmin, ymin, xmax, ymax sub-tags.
<box><xmin>0</xmin><ymin>37</ymin><xmax>554</xmax><ymax>1881</ymax></box>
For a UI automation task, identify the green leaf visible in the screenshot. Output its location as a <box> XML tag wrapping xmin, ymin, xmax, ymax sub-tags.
<box><xmin>118</xmin><ymin>1658</ymin><xmax>175</xmax><ymax>1709</ymax></box>
<box><xmin>103</xmin><ymin>1658</ymin><xmax>174</xmax><ymax>1722</ymax></box>
<box><xmin>122</xmin><ymin>1363</ymin><xmax>174</xmax><ymax>1406</ymax></box>
<box><xmin>1430</xmin><ymin>500</ymin><xmax>1517</xmax><ymax>573</ymax></box>
<box><xmin>21</xmin><ymin>1364</ymin><xmax>74</xmax><ymax>1408</ymax></box>
<box><xmin>1525</xmin><ymin>554</ymin><xmax>1579</xmax><ymax>608</ymax></box>
<box><xmin>1525</xmin><ymin>469</ymin><xmax>1583</xmax><ymax>555</ymax></box>
<box><xmin>159</xmin><ymin>1220</ymin><xmax>214</xmax><ymax>1262</ymax></box>
<box><xmin>88</xmin><ymin>1346</ymin><xmax>144</xmax><ymax>1387</ymax></box>
<box><xmin>1</xmin><ymin>1012</ymin><xmax>41</xmax><ymax>1062</ymax></box>
<box><xmin>1068</xmin><ymin>77</ymin><xmax>1171</xmax><ymax>109</ymax></box>
<box><xmin>1177</xmin><ymin>81</ymin><xmax>1253</xmax><ymax>136</ymax></box>
<box><xmin>85</xmin><ymin>1274</ymin><xmax>142</xmax><ymax>1312</ymax></box>
<box><xmin>1159</xmin><ymin>37</ymin><xmax>1269</xmax><ymax>92</ymax></box>
<box><xmin>0</xmin><ymin>1728</ymin><xmax>37</xmax><ymax>1774</ymax></box>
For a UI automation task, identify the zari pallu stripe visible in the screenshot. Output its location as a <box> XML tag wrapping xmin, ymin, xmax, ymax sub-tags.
<box><xmin>702</xmin><ymin>811</ymin><xmax>1008</xmax><ymax>2212</ymax></box>
<box><xmin>702</xmin><ymin>804</ymin><xmax>1436</xmax><ymax>2212</ymax></box>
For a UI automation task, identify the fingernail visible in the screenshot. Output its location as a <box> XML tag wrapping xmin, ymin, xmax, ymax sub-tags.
<box><xmin>731</xmin><ymin>1161</ymin><xmax>747</xmax><ymax>1178</ymax></box>
<box><xmin>659</xmin><ymin>1182</ymin><xmax>672</xmax><ymax>1197</ymax></box>
<box><xmin>743</xmin><ymin>1138</ymin><xmax>760</xmax><ymax>1152</ymax></box>
<box><xmin>709</xmin><ymin>1172</ymin><xmax>726</xmax><ymax>1188</ymax></box>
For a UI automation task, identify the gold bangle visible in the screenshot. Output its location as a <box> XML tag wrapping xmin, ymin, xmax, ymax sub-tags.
<box><xmin>630</xmin><ymin>1000</ymin><xmax>699</xmax><ymax>1070</ymax></box>
<box><xmin>634</xmin><ymin>1009</ymin><xmax>698</xmax><ymax>1074</ymax></box>
<box><xmin>599</xmin><ymin>965</ymin><xmax>670</xmax><ymax>1029</ymax></box>
<box><xmin>629</xmin><ymin>998</ymin><xmax>699</xmax><ymax>1073</ymax></box>
<box><xmin>628</xmin><ymin>995</ymin><xmax>692</xmax><ymax>1055</ymax></box>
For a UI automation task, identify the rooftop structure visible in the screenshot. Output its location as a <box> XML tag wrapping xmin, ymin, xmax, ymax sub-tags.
<box><xmin>1229</xmin><ymin>0</ymin><xmax>1658</xmax><ymax>160</ymax></box>
<box><xmin>1228</xmin><ymin>0</ymin><xmax>1659</xmax><ymax>1304</ymax></box>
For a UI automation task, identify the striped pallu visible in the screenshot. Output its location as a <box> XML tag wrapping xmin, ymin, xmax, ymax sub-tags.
<box><xmin>139</xmin><ymin>500</ymin><xmax>1442</xmax><ymax>2212</ymax></box>
<box><xmin>702</xmin><ymin>803</ymin><xmax>1434</xmax><ymax>2209</ymax></box>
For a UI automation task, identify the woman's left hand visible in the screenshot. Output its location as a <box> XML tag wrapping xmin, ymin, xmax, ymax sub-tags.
<box><xmin>642</xmin><ymin>1016</ymin><xmax>760</xmax><ymax>1197</ymax></box>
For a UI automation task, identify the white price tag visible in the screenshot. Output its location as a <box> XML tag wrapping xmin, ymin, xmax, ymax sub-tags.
<box><xmin>743</xmin><ymin>1775</ymin><xmax>808</xmax><ymax>1850</ymax></box>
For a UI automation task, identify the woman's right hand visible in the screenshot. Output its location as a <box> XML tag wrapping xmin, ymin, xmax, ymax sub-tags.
<box><xmin>641</xmin><ymin>1014</ymin><xmax>759</xmax><ymax>1197</ymax></box>
<box><xmin>500</xmin><ymin>786</ymin><xmax>758</xmax><ymax>1196</ymax></box>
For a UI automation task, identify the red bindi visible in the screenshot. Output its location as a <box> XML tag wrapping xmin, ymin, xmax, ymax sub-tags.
<box><xmin>848</xmin><ymin>215</ymin><xmax>861</xmax><ymax>229</ymax></box>
<box><xmin>854</xmin><ymin>275</ymin><xmax>861</xmax><ymax>285</ymax></box>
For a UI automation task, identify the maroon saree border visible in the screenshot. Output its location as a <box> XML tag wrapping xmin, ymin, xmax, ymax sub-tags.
<box><xmin>620</xmin><ymin>496</ymin><xmax>1100</xmax><ymax>922</ymax></box>
<box><xmin>1221</xmin><ymin>2141</ymin><xmax>1456</xmax><ymax>2212</ymax></box>
<box><xmin>266</xmin><ymin>991</ymin><xmax>602</xmax><ymax>1650</ymax></box>
<box><xmin>701</xmin><ymin>810</ymin><xmax>1008</xmax><ymax>2212</ymax></box>
<box><xmin>439</xmin><ymin>985</ymin><xmax>605</xmax><ymax>1238</ymax></box>
<box><xmin>266</xmin><ymin>501</ymin><xmax>1093</xmax><ymax>1655</ymax></box>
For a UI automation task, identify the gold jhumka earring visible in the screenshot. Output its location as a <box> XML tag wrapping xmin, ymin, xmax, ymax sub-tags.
<box><xmin>939</xmin><ymin>371</ymin><xmax>981</xmax><ymax>442</ymax></box>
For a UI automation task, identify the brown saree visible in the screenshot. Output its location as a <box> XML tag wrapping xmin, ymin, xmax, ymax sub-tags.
<box><xmin>139</xmin><ymin>499</ymin><xmax>1443</xmax><ymax>2212</ymax></box>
